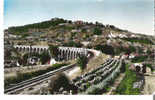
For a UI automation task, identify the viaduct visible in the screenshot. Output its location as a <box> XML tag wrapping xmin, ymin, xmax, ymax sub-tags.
<box><xmin>13</xmin><ymin>45</ymin><xmax>89</xmax><ymax>61</ymax></box>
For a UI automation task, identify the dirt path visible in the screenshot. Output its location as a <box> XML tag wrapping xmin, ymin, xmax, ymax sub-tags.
<box><xmin>105</xmin><ymin>73</ymin><xmax>125</xmax><ymax>95</ymax></box>
<box><xmin>142</xmin><ymin>73</ymin><xmax>155</xmax><ymax>95</ymax></box>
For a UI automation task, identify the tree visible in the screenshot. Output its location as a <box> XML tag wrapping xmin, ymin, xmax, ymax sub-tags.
<box><xmin>77</xmin><ymin>55</ymin><xmax>88</xmax><ymax>70</ymax></box>
<box><xmin>48</xmin><ymin>73</ymin><xmax>74</xmax><ymax>94</ymax></box>
<box><xmin>93</xmin><ymin>27</ymin><xmax>102</xmax><ymax>35</ymax></box>
<box><xmin>49</xmin><ymin>45</ymin><xmax>59</xmax><ymax>59</ymax></box>
<box><xmin>22</xmin><ymin>53</ymin><xmax>29</xmax><ymax>65</ymax></box>
<box><xmin>40</xmin><ymin>51</ymin><xmax>51</xmax><ymax>64</ymax></box>
<box><xmin>95</xmin><ymin>44</ymin><xmax>115</xmax><ymax>55</ymax></box>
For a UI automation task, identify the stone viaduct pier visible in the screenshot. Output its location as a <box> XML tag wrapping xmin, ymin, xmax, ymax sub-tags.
<box><xmin>13</xmin><ymin>45</ymin><xmax>90</xmax><ymax>61</ymax></box>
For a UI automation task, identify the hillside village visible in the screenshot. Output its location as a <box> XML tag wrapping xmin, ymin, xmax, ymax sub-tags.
<box><xmin>4</xmin><ymin>18</ymin><xmax>155</xmax><ymax>95</ymax></box>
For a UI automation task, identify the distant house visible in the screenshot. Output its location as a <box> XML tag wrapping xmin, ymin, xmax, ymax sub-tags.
<box><xmin>59</xmin><ymin>23</ymin><xmax>69</xmax><ymax>26</ymax></box>
<box><xmin>131</xmin><ymin>63</ymin><xmax>146</xmax><ymax>73</ymax></box>
<box><xmin>8</xmin><ymin>34</ymin><xmax>18</xmax><ymax>38</ymax></box>
<box><xmin>81</xmin><ymin>41</ymin><xmax>90</xmax><ymax>46</ymax></box>
<box><xmin>74</xmin><ymin>20</ymin><xmax>85</xmax><ymax>25</ymax></box>
<box><xmin>48</xmin><ymin>58</ymin><xmax>56</xmax><ymax>65</ymax></box>
<box><xmin>71</xmin><ymin>29</ymin><xmax>81</xmax><ymax>33</ymax></box>
<box><xmin>129</xmin><ymin>54</ymin><xmax>135</xmax><ymax>59</ymax></box>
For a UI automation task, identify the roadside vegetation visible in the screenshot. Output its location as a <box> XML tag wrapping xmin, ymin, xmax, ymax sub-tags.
<box><xmin>4</xmin><ymin>63</ymin><xmax>68</xmax><ymax>88</ymax></box>
<box><xmin>131</xmin><ymin>56</ymin><xmax>148</xmax><ymax>63</ymax></box>
<box><xmin>115</xmin><ymin>64</ymin><xmax>141</xmax><ymax>95</ymax></box>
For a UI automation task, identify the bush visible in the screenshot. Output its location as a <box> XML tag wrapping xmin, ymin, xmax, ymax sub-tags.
<box><xmin>48</xmin><ymin>73</ymin><xmax>70</xmax><ymax>93</ymax></box>
<box><xmin>49</xmin><ymin>45</ymin><xmax>59</xmax><ymax>59</ymax></box>
<box><xmin>131</xmin><ymin>56</ymin><xmax>148</xmax><ymax>63</ymax></box>
<box><xmin>77</xmin><ymin>55</ymin><xmax>88</xmax><ymax>70</ymax></box>
<box><xmin>122</xmin><ymin>37</ymin><xmax>153</xmax><ymax>45</ymax></box>
<box><xmin>95</xmin><ymin>44</ymin><xmax>115</xmax><ymax>55</ymax></box>
<box><xmin>93</xmin><ymin>27</ymin><xmax>102</xmax><ymax>35</ymax></box>
<box><xmin>63</xmin><ymin>41</ymin><xmax>83</xmax><ymax>47</ymax></box>
<box><xmin>40</xmin><ymin>51</ymin><xmax>51</xmax><ymax>64</ymax></box>
<box><xmin>48</xmin><ymin>73</ymin><xmax>78</xmax><ymax>94</ymax></box>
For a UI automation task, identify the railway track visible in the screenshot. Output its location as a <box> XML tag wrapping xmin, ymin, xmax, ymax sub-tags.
<box><xmin>4</xmin><ymin>49</ymin><xmax>98</xmax><ymax>94</ymax></box>
<box><xmin>5</xmin><ymin>64</ymin><xmax>76</xmax><ymax>94</ymax></box>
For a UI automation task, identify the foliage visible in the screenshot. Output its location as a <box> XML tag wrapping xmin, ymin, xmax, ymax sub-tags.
<box><xmin>95</xmin><ymin>44</ymin><xmax>115</xmax><ymax>55</ymax></box>
<box><xmin>63</xmin><ymin>41</ymin><xmax>83</xmax><ymax>47</ymax></box>
<box><xmin>40</xmin><ymin>51</ymin><xmax>51</xmax><ymax>64</ymax></box>
<box><xmin>83</xmin><ymin>60</ymin><xmax>122</xmax><ymax>94</ymax></box>
<box><xmin>48</xmin><ymin>73</ymin><xmax>70</xmax><ymax>93</ymax></box>
<box><xmin>49</xmin><ymin>45</ymin><xmax>59</xmax><ymax>59</ymax></box>
<box><xmin>22</xmin><ymin>53</ymin><xmax>29</xmax><ymax>65</ymax></box>
<box><xmin>77</xmin><ymin>55</ymin><xmax>88</xmax><ymax>70</ymax></box>
<box><xmin>8</xmin><ymin>18</ymin><xmax>67</xmax><ymax>34</ymax></box>
<box><xmin>114</xmin><ymin>45</ymin><xmax>136</xmax><ymax>55</ymax></box>
<box><xmin>93</xmin><ymin>27</ymin><xmax>102</xmax><ymax>35</ymax></box>
<box><xmin>70</xmin><ymin>32</ymin><xmax>77</xmax><ymax>38</ymax></box>
<box><xmin>122</xmin><ymin>37</ymin><xmax>154</xmax><ymax>45</ymax></box>
<box><xmin>115</xmin><ymin>64</ymin><xmax>141</xmax><ymax>95</ymax></box>
<box><xmin>131</xmin><ymin>56</ymin><xmax>148</xmax><ymax>63</ymax></box>
<box><xmin>81</xmin><ymin>29</ymin><xmax>87</xmax><ymax>33</ymax></box>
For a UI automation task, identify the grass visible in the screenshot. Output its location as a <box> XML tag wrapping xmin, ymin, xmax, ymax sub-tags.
<box><xmin>114</xmin><ymin>64</ymin><xmax>141</xmax><ymax>95</ymax></box>
<box><xmin>4</xmin><ymin>63</ymin><xmax>68</xmax><ymax>88</ymax></box>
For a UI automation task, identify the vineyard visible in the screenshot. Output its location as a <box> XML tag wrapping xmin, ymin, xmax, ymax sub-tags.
<box><xmin>52</xmin><ymin>58</ymin><xmax>124</xmax><ymax>95</ymax></box>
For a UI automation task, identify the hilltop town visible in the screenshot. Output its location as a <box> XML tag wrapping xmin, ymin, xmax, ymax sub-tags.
<box><xmin>4</xmin><ymin>18</ymin><xmax>155</xmax><ymax>95</ymax></box>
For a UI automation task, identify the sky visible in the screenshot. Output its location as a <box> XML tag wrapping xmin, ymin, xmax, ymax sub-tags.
<box><xmin>4</xmin><ymin>0</ymin><xmax>154</xmax><ymax>35</ymax></box>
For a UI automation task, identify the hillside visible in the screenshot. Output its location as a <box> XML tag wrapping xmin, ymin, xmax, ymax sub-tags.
<box><xmin>4</xmin><ymin>18</ymin><xmax>155</xmax><ymax>56</ymax></box>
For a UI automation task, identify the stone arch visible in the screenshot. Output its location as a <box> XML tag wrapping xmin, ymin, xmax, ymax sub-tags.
<box><xmin>40</xmin><ymin>48</ymin><xmax>43</xmax><ymax>52</ymax></box>
<box><xmin>37</xmin><ymin>48</ymin><xmax>40</xmax><ymax>53</ymax></box>
<box><xmin>34</xmin><ymin>48</ymin><xmax>37</xmax><ymax>53</ymax></box>
<box><xmin>23</xmin><ymin>47</ymin><xmax>26</xmax><ymax>52</ymax></box>
<box><xmin>26</xmin><ymin>48</ymin><xmax>29</xmax><ymax>52</ymax></box>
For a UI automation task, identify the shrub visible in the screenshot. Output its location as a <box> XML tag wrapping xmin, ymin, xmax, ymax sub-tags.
<box><xmin>48</xmin><ymin>73</ymin><xmax>78</xmax><ymax>94</ymax></box>
<box><xmin>48</xmin><ymin>73</ymin><xmax>70</xmax><ymax>93</ymax></box>
<box><xmin>40</xmin><ymin>51</ymin><xmax>50</xmax><ymax>64</ymax></box>
<box><xmin>131</xmin><ymin>56</ymin><xmax>148</xmax><ymax>63</ymax></box>
<box><xmin>63</xmin><ymin>41</ymin><xmax>83</xmax><ymax>47</ymax></box>
<box><xmin>77</xmin><ymin>55</ymin><xmax>88</xmax><ymax>70</ymax></box>
<box><xmin>93</xmin><ymin>27</ymin><xmax>102</xmax><ymax>35</ymax></box>
<box><xmin>95</xmin><ymin>44</ymin><xmax>115</xmax><ymax>55</ymax></box>
<box><xmin>49</xmin><ymin>45</ymin><xmax>59</xmax><ymax>59</ymax></box>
